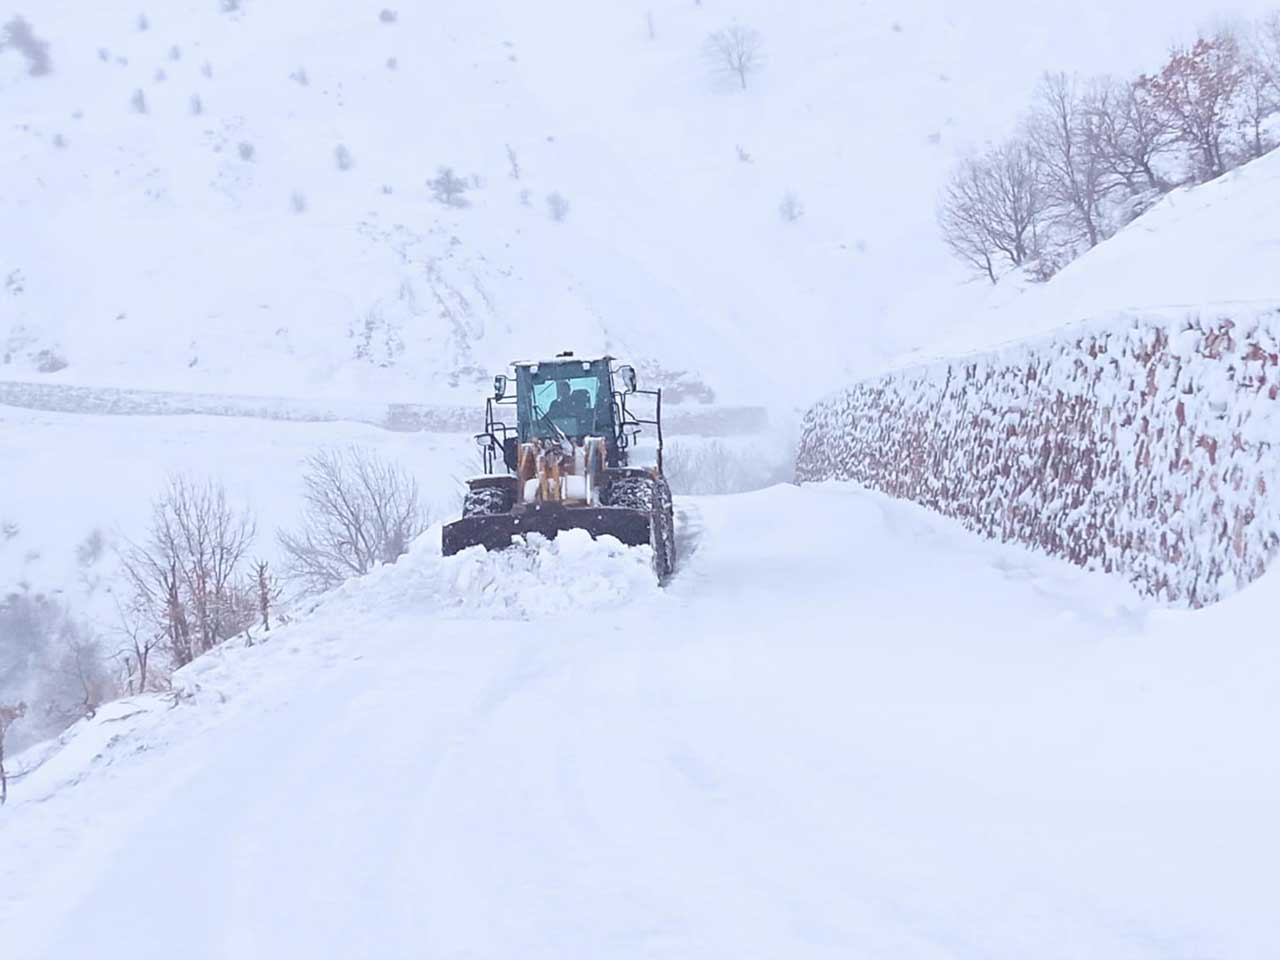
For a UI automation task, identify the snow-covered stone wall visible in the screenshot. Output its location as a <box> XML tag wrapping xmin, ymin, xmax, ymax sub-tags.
<box><xmin>797</xmin><ymin>310</ymin><xmax>1280</xmax><ymax>606</ymax></box>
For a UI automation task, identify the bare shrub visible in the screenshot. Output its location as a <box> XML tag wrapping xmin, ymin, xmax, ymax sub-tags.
<box><xmin>506</xmin><ymin>143</ymin><xmax>520</xmax><ymax>180</ymax></box>
<box><xmin>939</xmin><ymin>138</ymin><xmax>1046</xmax><ymax>283</ymax></box>
<box><xmin>779</xmin><ymin>192</ymin><xmax>804</xmax><ymax>223</ymax></box>
<box><xmin>121</xmin><ymin>476</ymin><xmax>257</xmax><ymax>669</ymax></box>
<box><xmin>290</xmin><ymin>191</ymin><xmax>308</xmax><ymax>213</ymax></box>
<box><xmin>662</xmin><ymin>439</ymin><xmax>787</xmax><ymax>496</ymax></box>
<box><xmin>706</xmin><ymin>25</ymin><xmax>763</xmax><ymax>90</ymax></box>
<box><xmin>429</xmin><ymin>166</ymin><xmax>470</xmax><ymax>207</ymax></box>
<box><xmin>190</xmin><ymin>94</ymin><xmax>204</xmax><ymax>116</ymax></box>
<box><xmin>547</xmin><ymin>191</ymin><xmax>570</xmax><ymax>222</ymax></box>
<box><xmin>131</xmin><ymin>89</ymin><xmax>148</xmax><ymax>114</ymax></box>
<box><xmin>379</xmin><ymin>8</ymin><xmax>398</xmax><ymax>23</ymax></box>
<box><xmin>278</xmin><ymin>446</ymin><xmax>429</xmax><ymax>595</ymax></box>
<box><xmin>238</xmin><ymin>141</ymin><xmax>255</xmax><ymax>162</ymax></box>
<box><xmin>290</xmin><ymin>66</ymin><xmax>309</xmax><ymax>85</ymax></box>
<box><xmin>35</xmin><ymin>349</ymin><xmax>68</xmax><ymax>373</ymax></box>
<box><xmin>335</xmin><ymin>143</ymin><xmax>354</xmax><ymax>171</ymax></box>
<box><xmin>1</xmin><ymin>16</ymin><xmax>52</xmax><ymax>77</ymax></box>
<box><xmin>137</xmin><ymin>13</ymin><xmax>150</xmax><ymax>31</ymax></box>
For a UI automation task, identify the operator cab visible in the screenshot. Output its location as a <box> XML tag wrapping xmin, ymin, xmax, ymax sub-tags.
<box><xmin>518</xmin><ymin>357</ymin><xmax>616</xmax><ymax>444</ymax></box>
<box><xmin>476</xmin><ymin>352</ymin><xmax>650</xmax><ymax>475</ymax></box>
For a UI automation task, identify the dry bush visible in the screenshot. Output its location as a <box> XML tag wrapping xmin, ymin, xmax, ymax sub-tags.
<box><xmin>278</xmin><ymin>446</ymin><xmax>429</xmax><ymax>595</ymax></box>
<box><xmin>662</xmin><ymin>439</ymin><xmax>788</xmax><ymax>496</ymax></box>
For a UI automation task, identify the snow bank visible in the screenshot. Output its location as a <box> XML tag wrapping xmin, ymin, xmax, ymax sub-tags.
<box><xmin>797</xmin><ymin>308</ymin><xmax>1280</xmax><ymax>605</ymax></box>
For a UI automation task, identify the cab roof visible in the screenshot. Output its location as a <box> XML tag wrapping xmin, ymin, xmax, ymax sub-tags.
<box><xmin>511</xmin><ymin>354</ymin><xmax>615</xmax><ymax>369</ymax></box>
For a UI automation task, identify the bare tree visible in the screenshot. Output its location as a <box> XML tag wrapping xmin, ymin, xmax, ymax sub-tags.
<box><xmin>1144</xmin><ymin>32</ymin><xmax>1244</xmax><ymax>181</ymax></box>
<box><xmin>505</xmin><ymin>144</ymin><xmax>520</xmax><ymax>180</ymax></box>
<box><xmin>1237</xmin><ymin>29</ymin><xmax>1280</xmax><ymax>160</ymax></box>
<box><xmin>1259</xmin><ymin>12</ymin><xmax>1280</xmax><ymax>88</ymax></box>
<box><xmin>939</xmin><ymin>138</ymin><xmax>1046</xmax><ymax>283</ymax></box>
<box><xmin>706</xmin><ymin>25</ymin><xmax>763</xmax><ymax>90</ymax></box>
<box><xmin>1028</xmin><ymin>73</ymin><xmax>1115</xmax><ymax>250</ymax></box>
<box><xmin>429</xmin><ymin>166</ymin><xmax>470</xmax><ymax>207</ymax></box>
<box><xmin>122</xmin><ymin>477</ymin><xmax>257</xmax><ymax>669</ymax></box>
<box><xmin>113</xmin><ymin>593</ymin><xmax>162</xmax><ymax>695</ymax></box>
<box><xmin>278</xmin><ymin>447</ymin><xmax>429</xmax><ymax>595</ymax></box>
<box><xmin>53</xmin><ymin>630</ymin><xmax>112</xmax><ymax>721</ymax></box>
<box><xmin>1086</xmin><ymin>77</ymin><xmax>1177</xmax><ymax>193</ymax></box>
<box><xmin>0</xmin><ymin>702</ymin><xmax>26</xmax><ymax>806</ymax></box>
<box><xmin>253</xmin><ymin>560</ymin><xmax>280</xmax><ymax>633</ymax></box>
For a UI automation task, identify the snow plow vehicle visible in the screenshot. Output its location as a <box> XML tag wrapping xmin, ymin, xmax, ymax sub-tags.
<box><xmin>442</xmin><ymin>353</ymin><xmax>677</xmax><ymax>579</ymax></box>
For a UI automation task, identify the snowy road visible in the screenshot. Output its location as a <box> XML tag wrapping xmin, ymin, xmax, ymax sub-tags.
<box><xmin>3</xmin><ymin>484</ymin><xmax>1278</xmax><ymax>959</ymax></box>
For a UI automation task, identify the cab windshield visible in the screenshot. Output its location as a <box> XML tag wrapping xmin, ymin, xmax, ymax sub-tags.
<box><xmin>519</xmin><ymin>360</ymin><xmax>613</xmax><ymax>440</ymax></box>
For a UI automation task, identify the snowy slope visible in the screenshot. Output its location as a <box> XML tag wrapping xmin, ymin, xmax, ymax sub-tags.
<box><xmin>5</xmin><ymin>0</ymin><xmax>1276</xmax><ymax>407</ymax></box>
<box><xmin>4</xmin><ymin>485</ymin><xmax>1279</xmax><ymax>958</ymax></box>
<box><xmin>889</xmin><ymin>148</ymin><xmax>1280</xmax><ymax>367</ymax></box>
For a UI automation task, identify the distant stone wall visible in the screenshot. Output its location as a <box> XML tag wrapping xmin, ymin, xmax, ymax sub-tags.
<box><xmin>796</xmin><ymin>310</ymin><xmax>1280</xmax><ymax>606</ymax></box>
<box><xmin>0</xmin><ymin>381</ymin><xmax>769</xmax><ymax>438</ymax></box>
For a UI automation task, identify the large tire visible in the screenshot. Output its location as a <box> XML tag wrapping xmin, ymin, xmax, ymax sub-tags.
<box><xmin>651</xmin><ymin>477</ymin><xmax>677</xmax><ymax>582</ymax></box>
<box><xmin>605</xmin><ymin>476</ymin><xmax>675</xmax><ymax>581</ymax></box>
<box><xmin>462</xmin><ymin>486</ymin><xmax>512</xmax><ymax>518</ymax></box>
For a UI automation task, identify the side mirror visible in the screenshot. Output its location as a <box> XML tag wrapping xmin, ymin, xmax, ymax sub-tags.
<box><xmin>493</xmin><ymin>374</ymin><xmax>508</xmax><ymax>400</ymax></box>
<box><xmin>618</xmin><ymin>365</ymin><xmax>637</xmax><ymax>393</ymax></box>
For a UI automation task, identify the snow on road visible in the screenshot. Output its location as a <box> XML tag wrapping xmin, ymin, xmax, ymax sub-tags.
<box><xmin>3</xmin><ymin>484</ymin><xmax>1278</xmax><ymax>959</ymax></box>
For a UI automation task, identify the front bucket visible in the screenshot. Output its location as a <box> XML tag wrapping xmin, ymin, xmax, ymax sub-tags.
<box><xmin>441</xmin><ymin>503</ymin><xmax>652</xmax><ymax>556</ymax></box>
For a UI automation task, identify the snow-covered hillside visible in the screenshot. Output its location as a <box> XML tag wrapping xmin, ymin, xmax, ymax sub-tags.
<box><xmin>5</xmin><ymin>0</ymin><xmax>1276</xmax><ymax>406</ymax></box>
<box><xmin>4</xmin><ymin>487</ymin><xmax>1279</xmax><ymax>958</ymax></box>
<box><xmin>890</xmin><ymin>147</ymin><xmax>1280</xmax><ymax>365</ymax></box>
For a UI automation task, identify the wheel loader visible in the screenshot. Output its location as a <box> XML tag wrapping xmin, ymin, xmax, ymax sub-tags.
<box><xmin>441</xmin><ymin>353</ymin><xmax>677</xmax><ymax>579</ymax></box>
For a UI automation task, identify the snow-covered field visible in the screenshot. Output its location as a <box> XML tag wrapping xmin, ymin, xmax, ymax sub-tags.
<box><xmin>3</xmin><ymin>484</ymin><xmax>1278</xmax><ymax>958</ymax></box>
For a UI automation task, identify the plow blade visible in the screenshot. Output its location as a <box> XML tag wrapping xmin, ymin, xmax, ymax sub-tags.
<box><xmin>441</xmin><ymin>504</ymin><xmax>653</xmax><ymax>557</ymax></box>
